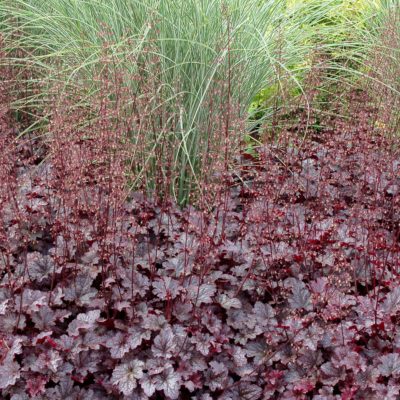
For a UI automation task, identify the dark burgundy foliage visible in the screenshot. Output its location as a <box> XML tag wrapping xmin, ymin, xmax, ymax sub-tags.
<box><xmin>1</xmin><ymin>39</ymin><xmax>400</xmax><ymax>400</ymax></box>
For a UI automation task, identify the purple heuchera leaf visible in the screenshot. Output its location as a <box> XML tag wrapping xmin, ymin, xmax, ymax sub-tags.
<box><xmin>80</xmin><ymin>243</ymin><xmax>100</xmax><ymax>265</ymax></box>
<box><xmin>31</xmin><ymin>350</ymin><xmax>62</xmax><ymax>373</ymax></box>
<box><xmin>218</xmin><ymin>294</ymin><xmax>242</xmax><ymax>310</ymax></box>
<box><xmin>63</xmin><ymin>273</ymin><xmax>97</xmax><ymax>305</ymax></box>
<box><xmin>206</xmin><ymin>361</ymin><xmax>229</xmax><ymax>391</ymax></box>
<box><xmin>288</xmin><ymin>279</ymin><xmax>313</xmax><ymax>311</ymax></box>
<box><xmin>185</xmin><ymin>280</ymin><xmax>216</xmax><ymax>306</ymax></box>
<box><xmin>142</xmin><ymin>313</ymin><xmax>168</xmax><ymax>331</ymax></box>
<box><xmin>201</xmin><ymin>310</ymin><xmax>222</xmax><ymax>334</ymax></box>
<box><xmin>140</xmin><ymin>374</ymin><xmax>157</xmax><ymax>397</ymax></box>
<box><xmin>253</xmin><ymin>301</ymin><xmax>276</xmax><ymax>327</ymax></box>
<box><xmin>15</xmin><ymin>289</ymin><xmax>47</xmax><ymax>314</ymax></box>
<box><xmin>163</xmin><ymin>255</ymin><xmax>193</xmax><ymax>277</ymax></box>
<box><xmin>152</xmin><ymin>327</ymin><xmax>177</xmax><ymax>358</ymax></box>
<box><xmin>67</xmin><ymin>309</ymin><xmax>100</xmax><ymax>336</ymax></box>
<box><xmin>32</xmin><ymin>331</ymin><xmax>53</xmax><ymax>346</ymax></box>
<box><xmin>146</xmin><ymin>358</ymin><xmax>173</xmax><ymax>376</ymax></box>
<box><xmin>152</xmin><ymin>277</ymin><xmax>181</xmax><ymax>300</ymax></box>
<box><xmin>31</xmin><ymin>306</ymin><xmax>56</xmax><ymax>330</ymax></box>
<box><xmin>374</xmin><ymin>382</ymin><xmax>400</xmax><ymax>400</ymax></box>
<box><xmin>310</xmin><ymin>277</ymin><xmax>329</xmax><ymax>295</ymax></box>
<box><xmin>0</xmin><ymin>360</ymin><xmax>20</xmax><ymax>389</ymax></box>
<box><xmin>106</xmin><ymin>328</ymin><xmax>150</xmax><ymax>359</ymax></box>
<box><xmin>139</xmin><ymin>360</ymin><xmax>181</xmax><ymax>398</ymax></box>
<box><xmin>111</xmin><ymin>359</ymin><xmax>145</xmax><ymax>396</ymax></box>
<box><xmin>73</xmin><ymin>350</ymin><xmax>101</xmax><ymax>375</ymax></box>
<box><xmin>320</xmin><ymin>362</ymin><xmax>346</xmax><ymax>385</ymax></box>
<box><xmin>79</xmin><ymin>330</ymin><xmax>103</xmax><ymax>351</ymax></box>
<box><xmin>382</xmin><ymin>287</ymin><xmax>400</xmax><ymax>315</ymax></box>
<box><xmin>0</xmin><ymin>299</ymin><xmax>8</xmax><ymax>315</ymax></box>
<box><xmin>120</xmin><ymin>270</ymin><xmax>150</xmax><ymax>298</ymax></box>
<box><xmin>232</xmin><ymin>345</ymin><xmax>248</xmax><ymax>367</ymax></box>
<box><xmin>194</xmin><ymin>395</ymin><xmax>213</xmax><ymax>400</ymax></box>
<box><xmin>0</xmin><ymin>312</ymin><xmax>26</xmax><ymax>333</ymax></box>
<box><xmin>378</xmin><ymin>353</ymin><xmax>400</xmax><ymax>377</ymax></box>
<box><xmin>245</xmin><ymin>339</ymin><xmax>269</xmax><ymax>364</ymax></box>
<box><xmin>190</xmin><ymin>332</ymin><xmax>212</xmax><ymax>356</ymax></box>
<box><xmin>172</xmin><ymin>301</ymin><xmax>193</xmax><ymax>322</ymax></box>
<box><xmin>152</xmin><ymin>366</ymin><xmax>181</xmax><ymax>399</ymax></box>
<box><xmin>44</xmin><ymin>376</ymin><xmax>75</xmax><ymax>399</ymax></box>
<box><xmin>221</xmin><ymin>382</ymin><xmax>263</xmax><ymax>400</ymax></box>
<box><xmin>26</xmin><ymin>252</ymin><xmax>54</xmax><ymax>282</ymax></box>
<box><xmin>0</xmin><ymin>336</ymin><xmax>23</xmax><ymax>365</ymax></box>
<box><xmin>332</xmin><ymin>347</ymin><xmax>365</xmax><ymax>373</ymax></box>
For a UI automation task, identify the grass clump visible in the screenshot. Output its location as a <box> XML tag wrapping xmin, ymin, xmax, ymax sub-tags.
<box><xmin>1</xmin><ymin>0</ymin><xmax>385</xmax><ymax>205</ymax></box>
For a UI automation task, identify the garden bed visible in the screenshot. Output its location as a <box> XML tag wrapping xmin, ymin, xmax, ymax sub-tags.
<box><xmin>1</xmin><ymin>92</ymin><xmax>400</xmax><ymax>399</ymax></box>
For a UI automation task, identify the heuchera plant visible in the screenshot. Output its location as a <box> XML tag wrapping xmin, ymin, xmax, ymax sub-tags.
<box><xmin>1</xmin><ymin>42</ymin><xmax>400</xmax><ymax>399</ymax></box>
